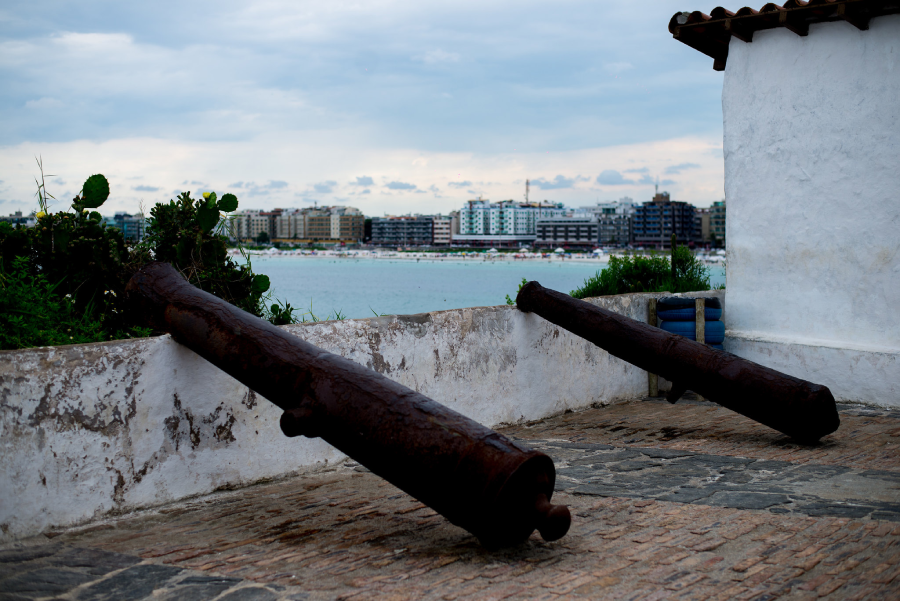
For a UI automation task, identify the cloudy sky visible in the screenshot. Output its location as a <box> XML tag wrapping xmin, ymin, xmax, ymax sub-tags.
<box><xmin>0</xmin><ymin>0</ymin><xmax>726</xmax><ymax>217</ymax></box>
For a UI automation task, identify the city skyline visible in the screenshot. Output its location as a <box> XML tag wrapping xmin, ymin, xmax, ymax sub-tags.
<box><xmin>0</xmin><ymin>1</ymin><xmax>725</xmax><ymax>217</ymax></box>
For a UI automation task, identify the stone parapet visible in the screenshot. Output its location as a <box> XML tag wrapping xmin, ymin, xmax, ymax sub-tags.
<box><xmin>0</xmin><ymin>291</ymin><xmax>721</xmax><ymax>542</ymax></box>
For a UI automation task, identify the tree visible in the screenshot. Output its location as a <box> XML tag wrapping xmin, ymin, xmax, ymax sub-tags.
<box><xmin>256</xmin><ymin>231</ymin><xmax>270</xmax><ymax>244</ymax></box>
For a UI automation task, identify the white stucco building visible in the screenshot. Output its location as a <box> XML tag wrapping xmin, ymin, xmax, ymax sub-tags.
<box><xmin>670</xmin><ymin>2</ymin><xmax>899</xmax><ymax>405</ymax></box>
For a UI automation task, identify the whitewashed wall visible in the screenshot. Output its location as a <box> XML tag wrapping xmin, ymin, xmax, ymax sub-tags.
<box><xmin>1</xmin><ymin>292</ymin><xmax>723</xmax><ymax>542</ymax></box>
<box><xmin>722</xmin><ymin>15</ymin><xmax>900</xmax><ymax>404</ymax></box>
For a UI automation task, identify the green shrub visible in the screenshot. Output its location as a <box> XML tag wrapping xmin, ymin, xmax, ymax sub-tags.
<box><xmin>0</xmin><ymin>167</ymin><xmax>297</xmax><ymax>350</ymax></box>
<box><xmin>0</xmin><ymin>256</ymin><xmax>150</xmax><ymax>350</ymax></box>
<box><xmin>137</xmin><ymin>191</ymin><xmax>271</xmax><ymax>318</ymax></box>
<box><xmin>570</xmin><ymin>247</ymin><xmax>711</xmax><ymax>299</ymax></box>
<box><xmin>505</xmin><ymin>277</ymin><xmax>528</xmax><ymax>305</ymax></box>
<box><xmin>1</xmin><ymin>174</ymin><xmax>134</xmax><ymax>334</ymax></box>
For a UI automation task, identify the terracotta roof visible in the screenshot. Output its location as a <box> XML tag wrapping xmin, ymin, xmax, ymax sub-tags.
<box><xmin>669</xmin><ymin>0</ymin><xmax>900</xmax><ymax>70</ymax></box>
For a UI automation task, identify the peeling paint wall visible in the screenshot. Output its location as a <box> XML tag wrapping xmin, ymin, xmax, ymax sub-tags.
<box><xmin>722</xmin><ymin>16</ymin><xmax>900</xmax><ymax>404</ymax></box>
<box><xmin>1</xmin><ymin>292</ymin><xmax>722</xmax><ymax>542</ymax></box>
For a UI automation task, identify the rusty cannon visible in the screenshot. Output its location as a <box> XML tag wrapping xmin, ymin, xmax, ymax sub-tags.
<box><xmin>126</xmin><ymin>262</ymin><xmax>570</xmax><ymax>549</ymax></box>
<box><xmin>515</xmin><ymin>281</ymin><xmax>840</xmax><ymax>443</ymax></box>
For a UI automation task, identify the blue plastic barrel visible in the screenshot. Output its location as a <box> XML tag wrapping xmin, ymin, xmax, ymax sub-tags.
<box><xmin>660</xmin><ymin>320</ymin><xmax>725</xmax><ymax>344</ymax></box>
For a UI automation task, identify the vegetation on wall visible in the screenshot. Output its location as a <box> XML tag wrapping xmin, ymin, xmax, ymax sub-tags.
<box><xmin>136</xmin><ymin>191</ymin><xmax>271</xmax><ymax>318</ymax></box>
<box><xmin>570</xmin><ymin>246</ymin><xmax>712</xmax><ymax>299</ymax></box>
<box><xmin>0</xmin><ymin>167</ymin><xmax>299</xmax><ymax>351</ymax></box>
<box><xmin>0</xmin><ymin>257</ymin><xmax>152</xmax><ymax>350</ymax></box>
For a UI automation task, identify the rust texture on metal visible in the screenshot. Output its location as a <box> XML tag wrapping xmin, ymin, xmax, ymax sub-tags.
<box><xmin>516</xmin><ymin>281</ymin><xmax>840</xmax><ymax>443</ymax></box>
<box><xmin>647</xmin><ymin>298</ymin><xmax>659</xmax><ymax>397</ymax></box>
<box><xmin>126</xmin><ymin>262</ymin><xmax>570</xmax><ymax>548</ymax></box>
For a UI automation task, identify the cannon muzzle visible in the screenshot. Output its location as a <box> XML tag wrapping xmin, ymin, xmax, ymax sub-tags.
<box><xmin>126</xmin><ymin>262</ymin><xmax>570</xmax><ymax>548</ymax></box>
<box><xmin>516</xmin><ymin>281</ymin><xmax>839</xmax><ymax>443</ymax></box>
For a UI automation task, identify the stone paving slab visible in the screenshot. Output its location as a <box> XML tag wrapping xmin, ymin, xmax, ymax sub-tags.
<box><xmin>2</xmin><ymin>398</ymin><xmax>899</xmax><ymax>600</ymax></box>
<box><xmin>525</xmin><ymin>439</ymin><xmax>900</xmax><ymax>521</ymax></box>
<box><xmin>501</xmin><ymin>399</ymin><xmax>900</xmax><ymax>472</ymax></box>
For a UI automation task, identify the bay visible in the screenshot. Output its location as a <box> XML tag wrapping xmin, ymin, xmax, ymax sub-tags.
<box><xmin>248</xmin><ymin>256</ymin><xmax>725</xmax><ymax>320</ymax></box>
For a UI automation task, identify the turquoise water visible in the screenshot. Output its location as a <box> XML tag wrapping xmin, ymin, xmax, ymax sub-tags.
<box><xmin>247</xmin><ymin>256</ymin><xmax>725</xmax><ymax>320</ymax></box>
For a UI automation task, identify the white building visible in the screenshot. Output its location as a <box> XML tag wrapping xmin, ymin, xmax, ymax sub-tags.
<box><xmin>455</xmin><ymin>199</ymin><xmax>567</xmax><ymax>246</ymax></box>
<box><xmin>229</xmin><ymin>209</ymin><xmax>261</xmax><ymax>240</ymax></box>
<box><xmin>670</xmin><ymin>3</ymin><xmax>900</xmax><ymax>406</ymax></box>
<box><xmin>580</xmin><ymin>197</ymin><xmax>637</xmax><ymax>246</ymax></box>
<box><xmin>275</xmin><ymin>209</ymin><xmax>306</xmax><ymax>239</ymax></box>
<box><xmin>433</xmin><ymin>215</ymin><xmax>452</xmax><ymax>245</ymax></box>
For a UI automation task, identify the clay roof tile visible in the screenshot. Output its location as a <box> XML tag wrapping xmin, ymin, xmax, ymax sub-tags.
<box><xmin>669</xmin><ymin>0</ymin><xmax>900</xmax><ymax>70</ymax></box>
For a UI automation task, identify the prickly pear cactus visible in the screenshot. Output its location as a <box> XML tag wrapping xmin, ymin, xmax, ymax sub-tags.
<box><xmin>80</xmin><ymin>174</ymin><xmax>110</xmax><ymax>209</ymax></box>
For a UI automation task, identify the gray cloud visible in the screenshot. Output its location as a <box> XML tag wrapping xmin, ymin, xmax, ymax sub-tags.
<box><xmin>0</xmin><ymin>2</ymin><xmax>724</xmax><ymax>158</ymax></box>
<box><xmin>386</xmin><ymin>181</ymin><xmax>417</xmax><ymax>191</ymax></box>
<box><xmin>623</xmin><ymin>167</ymin><xmax>649</xmax><ymax>174</ymax></box>
<box><xmin>664</xmin><ymin>162</ymin><xmax>700</xmax><ymax>174</ymax></box>
<box><xmin>132</xmin><ymin>185</ymin><xmax>160</xmax><ymax>192</ymax></box>
<box><xmin>313</xmin><ymin>180</ymin><xmax>337</xmax><ymax>194</ymax></box>
<box><xmin>360</xmin><ymin>189</ymin><xmax>371</xmax><ymax>194</ymax></box>
<box><xmin>633</xmin><ymin>174</ymin><xmax>677</xmax><ymax>186</ymax></box>
<box><xmin>351</xmin><ymin>176</ymin><xmax>374</xmax><ymax>186</ymax></box>
<box><xmin>532</xmin><ymin>175</ymin><xmax>583</xmax><ymax>190</ymax></box>
<box><xmin>596</xmin><ymin>170</ymin><xmax>634</xmax><ymax>185</ymax></box>
<box><xmin>231</xmin><ymin>180</ymin><xmax>291</xmax><ymax>196</ymax></box>
<box><xmin>447</xmin><ymin>181</ymin><xmax>472</xmax><ymax>188</ymax></box>
<box><xmin>0</xmin><ymin>2</ymin><xmax>725</xmax><ymax>210</ymax></box>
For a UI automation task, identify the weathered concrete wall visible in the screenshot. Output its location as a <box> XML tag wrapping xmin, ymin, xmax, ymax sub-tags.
<box><xmin>1</xmin><ymin>291</ymin><xmax>722</xmax><ymax>542</ymax></box>
<box><xmin>722</xmin><ymin>15</ymin><xmax>900</xmax><ymax>404</ymax></box>
<box><xmin>725</xmin><ymin>332</ymin><xmax>899</xmax><ymax>408</ymax></box>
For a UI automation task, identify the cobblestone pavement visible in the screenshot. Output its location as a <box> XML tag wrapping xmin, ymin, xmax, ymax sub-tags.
<box><xmin>3</xmin><ymin>398</ymin><xmax>900</xmax><ymax>600</ymax></box>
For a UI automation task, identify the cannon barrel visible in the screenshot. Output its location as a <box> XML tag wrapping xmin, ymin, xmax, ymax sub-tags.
<box><xmin>126</xmin><ymin>262</ymin><xmax>570</xmax><ymax>548</ymax></box>
<box><xmin>516</xmin><ymin>281</ymin><xmax>839</xmax><ymax>443</ymax></box>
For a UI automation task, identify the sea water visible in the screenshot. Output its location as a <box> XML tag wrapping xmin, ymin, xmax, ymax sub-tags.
<box><xmin>248</xmin><ymin>256</ymin><xmax>726</xmax><ymax>320</ymax></box>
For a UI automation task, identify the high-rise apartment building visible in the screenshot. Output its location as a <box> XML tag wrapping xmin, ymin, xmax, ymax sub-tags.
<box><xmin>534</xmin><ymin>216</ymin><xmax>600</xmax><ymax>249</ymax></box>
<box><xmin>230</xmin><ymin>209</ymin><xmax>276</xmax><ymax>241</ymax></box>
<box><xmin>111</xmin><ymin>212</ymin><xmax>146</xmax><ymax>241</ymax></box>
<box><xmin>580</xmin><ymin>197</ymin><xmax>636</xmax><ymax>247</ymax></box>
<box><xmin>631</xmin><ymin>192</ymin><xmax>699</xmax><ymax>248</ymax></box>
<box><xmin>710</xmin><ymin>200</ymin><xmax>726</xmax><ymax>247</ymax></box>
<box><xmin>432</xmin><ymin>215</ymin><xmax>452</xmax><ymax>245</ymax></box>
<box><xmin>454</xmin><ymin>199</ymin><xmax>566</xmax><ymax>247</ymax></box>
<box><xmin>231</xmin><ymin>206</ymin><xmax>363</xmax><ymax>243</ymax></box>
<box><xmin>0</xmin><ymin>211</ymin><xmax>35</xmax><ymax>227</ymax></box>
<box><xmin>275</xmin><ymin>209</ymin><xmax>306</xmax><ymax>239</ymax></box>
<box><xmin>448</xmin><ymin>210</ymin><xmax>460</xmax><ymax>238</ymax></box>
<box><xmin>697</xmin><ymin>207</ymin><xmax>711</xmax><ymax>242</ymax></box>
<box><xmin>370</xmin><ymin>216</ymin><xmax>434</xmax><ymax>246</ymax></box>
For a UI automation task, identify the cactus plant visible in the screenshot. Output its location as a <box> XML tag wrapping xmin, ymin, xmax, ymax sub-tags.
<box><xmin>141</xmin><ymin>190</ymin><xmax>270</xmax><ymax>318</ymax></box>
<box><xmin>79</xmin><ymin>174</ymin><xmax>110</xmax><ymax>209</ymax></box>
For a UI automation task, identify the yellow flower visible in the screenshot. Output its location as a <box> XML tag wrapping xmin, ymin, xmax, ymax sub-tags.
<box><xmin>36</xmin><ymin>211</ymin><xmax>46</xmax><ymax>219</ymax></box>
<box><xmin>202</xmin><ymin>192</ymin><xmax>211</xmax><ymax>199</ymax></box>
